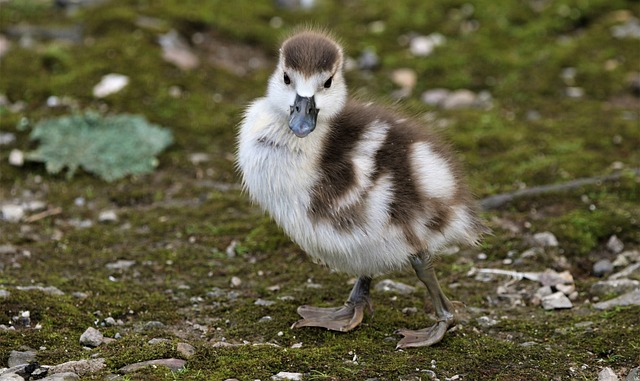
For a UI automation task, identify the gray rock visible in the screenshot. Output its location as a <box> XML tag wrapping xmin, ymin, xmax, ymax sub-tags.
<box><xmin>143</xmin><ymin>321</ymin><xmax>165</xmax><ymax>330</ymax></box>
<box><xmin>421</xmin><ymin>89</ymin><xmax>450</xmax><ymax>106</ymax></box>
<box><xmin>1</xmin><ymin>204</ymin><xmax>24</xmax><ymax>222</ymax></box>
<box><xmin>105</xmin><ymin>260</ymin><xmax>135</xmax><ymax>271</ymax></box>
<box><xmin>611</xmin><ymin>17</ymin><xmax>640</xmax><ymax>39</ymax></box>
<box><xmin>627</xmin><ymin>367</ymin><xmax>640</xmax><ymax>381</ymax></box>
<box><xmin>598</xmin><ymin>367</ymin><xmax>619</xmax><ymax>381</ymax></box>
<box><xmin>0</xmin><ymin>289</ymin><xmax>10</xmax><ymax>298</ymax></box>
<box><xmin>0</xmin><ymin>374</ymin><xmax>26</xmax><ymax>381</ymax></box>
<box><xmin>409</xmin><ymin>34</ymin><xmax>445</xmax><ymax>57</ymax></box>
<box><xmin>254</xmin><ymin>299</ymin><xmax>276</xmax><ymax>307</ymax></box>
<box><xmin>541</xmin><ymin>291</ymin><xmax>573</xmax><ymax>310</ymax></box>
<box><xmin>610</xmin><ymin>263</ymin><xmax>640</xmax><ymax>280</ymax></box>
<box><xmin>7</xmin><ymin>351</ymin><xmax>36</xmax><ymax>368</ymax></box>
<box><xmin>374</xmin><ymin>279</ymin><xmax>416</xmax><ymax>295</ymax></box>
<box><xmin>40</xmin><ymin>373</ymin><xmax>79</xmax><ymax>381</ymax></box>
<box><xmin>104</xmin><ymin>317</ymin><xmax>116</xmax><ymax>326</ymax></box>
<box><xmin>593</xmin><ymin>259</ymin><xmax>614</xmax><ymax>277</ymax></box>
<box><xmin>591</xmin><ymin>279</ymin><xmax>640</xmax><ymax>296</ymax></box>
<box><xmin>98</xmin><ymin>210</ymin><xmax>118</xmax><ymax>223</ymax></box>
<box><xmin>176</xmin><ymin>342</ymin><xmax>195</xmax><ymax>358</ymax></box>
<box><xmin>532</xmin><ymin>232</ymin><xmax>559</xmax><ymax>247</ymax></box>
<box><xmin>593</xmin><ymin>289</ymin><xmax>640</xmax><ymax>310</ymax></box>
<box><xmin>531</xmin><ymin>286</ymin><xmax>553</xmax><ymax>305</ymax></box>
<box><xmin>441</xmin><ymin>89</ymin><xmax>477</xmax><ymax>110</ymax></box>
<box><xmin>0</xmin><ymin>132</ymin><xmax>16</xmax><ymax>146</ymax></box>
<box><xmin>271</xmin><ymin>372</ymin><xmax>303</xmax><ymax>381</ymax></box>
<box><xmin>118</xmin><ymin>358</ymin><xmax>186</xmax><ymax>374</ymax></box>
<box><xmin>606</xmin><ymin>235</ymin><xmax>624</xmax><ymax>254</ymax></box>
<box><xmin>0</xmin><ymin>244</ymin><xmax>17</xmax><ymax>254</ymax></box>
<box><xmin>357</xmin><ymin>48</ymin><xmax>379</xmax><ymax>70</ymax></box>
<box><xmin>148</xmin><ymin>338</ymin><xmax>170</xmax><ymax>345</ymax></box>
<box><xmin>476</xmin><ymin>316</ymin><xmax>498</xmax><ymax>328</ymax></box>
<box><xmin>79</xmin><ymin>327</ymin><xmax>103</xmax><ymax>347</ymax></box>
<box><xmin>15</xmin><ymin>286</ymin><xmax>64</xmax><ymax>296</ymax></box>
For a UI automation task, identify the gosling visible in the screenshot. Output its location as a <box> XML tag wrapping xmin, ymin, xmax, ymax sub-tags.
<box><xmin>237</xmin><ymin>30</ymin><xmax>485</xmax><ymax>348</ymax></box>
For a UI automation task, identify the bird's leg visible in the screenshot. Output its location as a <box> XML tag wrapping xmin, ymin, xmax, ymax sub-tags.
<box><xmin>396</xmin><ymin>255</ymin><xmax>460</xmax><ymax>348</ymax></box>
<box><xmin>292</xmin><ymin>276</ymin><xmax>373</xmax><ymax>332</ymax></box>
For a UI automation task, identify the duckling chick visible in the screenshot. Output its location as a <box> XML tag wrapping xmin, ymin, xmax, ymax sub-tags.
<box><xmin>237</xmin><ymin>30</ymin><xmax>486</xmax><ymax>348</ymax></box>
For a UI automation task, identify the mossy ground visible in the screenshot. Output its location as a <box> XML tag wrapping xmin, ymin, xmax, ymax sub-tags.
<box><xmin>1</xmin><ymin>0</ymin><xmax>639</xmax><ymax>380</ymax></box>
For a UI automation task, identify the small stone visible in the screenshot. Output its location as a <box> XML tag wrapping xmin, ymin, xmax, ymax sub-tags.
<box><xmin>143</xmin><ymin>321</ymin><xmax>165</xmax><ymax>330</ymax></box>
<box><xmin>1</xmin><ymin>204</ymin><xmax>25</xmax><ymax>222</ymax></box>
<box><xmin>593</xmin><ymin>259</ymin><xmax>614</xmax><ymax>277</ymax></box>
<box><xmin>98</xmin><ymin>210</ymin><xmax>118</xmax><ymax>223</ymax></box>
<box><xmin>611</xmin><ymin>17</ymin><xmax>640</xmax><ymax>39</ymax></box>
<box><xmin>158</xmin><ymin>29</ymin><xmax>199</xmax><ymax>71</ymax></box>
<box><xmin>8</xmin><ymin>350</ymin><xmax>37</xmax><ymax>367</ymax></box>
<box><xmin>441</xmin><ymin>89</ymin><xmax>477</xmax><ymax>110</ymax></box>
<box><xmin>79</xmin><ymin>327</ymin><xmax>103</xmax><ymax>347</ymax></box>
<box><xmin>0</xmin><ymin>244</ymin><xmax>17</xmax><ymax>254</ymax></box>
<box><xmin>0</xmin><ymin>131</ymin><xmax>16</xmax><ymax>145</ymax></box>
<box><xmin>538</xmin><ymin>269</ymin><xmax>574</xmax><ymax>287</ymax></box>
<box><xmin>476</xmin><ymin>316</ymin><xmax>498</xmax><ymax>327</ymax></box>
<box><xmin>591</xmin><ymin>279</ymin><xmax>640</xmax><ymax>296</ymax></box>
<box><xmin>541</xmin><ymin>291</ymin><xmax>573</xmax><ymax>310</ymax></box>
<box><xmin>565</xmin><ymin>86</ymin><xmax>585</xmax><ymax>98</ymax></box>
<box><xmin>627</xmin><ymin>367</ymin><xmax>640</xmax><ymax>381</ymax></box>
<box><xmin>49</xmin><ymin>358</ymin><xmax>105</xmax><ymax>376</ymax></box>
<box><xmin>556</xmin><ymin>284</ymin><xmax>575</xmax><ymax>295</ymax></box>
<box><xmin>357</xmin><ymin>48</ymin><xmax>379</xmax><ymax>70</ymax></box>
<box><xmin>226</xmin><ymin>240</ymin><xmax>238</xmax><ymax>258</ymax></box>
<box><xmin>612</xmin><ymin>253</ymin><xmax>630</xmax><ymax>268</ymax></box>
<box><xmin>606</xmin><ymin>235</ymin><xmax>624</xmax><ymax>254</ymax></box>
<box><xmin>531</xmin><ymin>286</ymin><xmax>553</xmax><ymax>305</ymax></box>
<box><xmin>15</xmin><ymin>286</ymin><xmax>65</xmax><ymax>296</ymax></box>
<box><xmin>531</xmin><ymin>232</ymin><xmax>559</xmax><ymax>247</ymax></box>
<box><xmin>148</xmin><ymin>338</ymin><xmax>170</xmax><ymax>345</ymax></box>
<box><xmin>0</xmin><ymin>374</ymin><xmax>27</xmax><ymax>381</ymax></box>
<box><xmin>598</xmin><ymin>367</ymin><xmax>619</xmax><ymax>381</ymax></box>
<box><xmin>374</xmin><ymin>279</ymin><xmax>416</xmax><ymax>295</ymax></box>
<box><xmin>8</xmin><ymin>149</ymin><xmax>24</xmax><ymax>166</ymax></box>
<box><xmin>254</xmin><ymin>298</ymin><xmax>276</xmax><ymax>307</ymax></box>
<box><xmin>104</xmin><ymin>317</ymin><xmax>116</xmax><ymax>326</ymax></box>
<box><xmin>271</xmin><ymin>372</ymin><xmax>303</xmax><ymax>381</ymax></box>
<box><xmin>105</xmin><ymin>260</ymin><xmax>135</xmax><ymax>271</ymax></box>
<box><xmin>230</xmin><ymin>276</ymin><xmax>242</xmax><ymax>287</ymax></box>
<box><xmin>610</xmin><ymin>262</ymin><xmax>640</xmax><ymax>280</ymax></box>
<box><xmin>390</xmin><ymin>68</ymin><xmax>417</xmax><ymax>90</ymax></box>
<box><xmin>188</xmin><ymin>152</ymin><xmax>210</xmax><ymax>165</ymax></box>
<box><xmin>40</xmin><ymin>372</ymin><xmax>79</xmax><ymax>381</ymax></box>
<box><xmin>118</xmin><ymin>358</ymin><xmax>186</xmax><ymax>374</ymax></box>
<box><xmin>401</xmin><ymin>307</ymin><xmax>418</xmax><ymax>315</ymax></box>
<box><xmin>421</xmin><ymin>88</ymin><xmax>451</xmax><ymax>106</ymax></box>
<box><xmin>593</xmin><ymin>289</ymin><xmax>640</xmax><ymax>310</ymax></box>
<box><xmin>0</xmin><ymin>289</ymin><xmax>10</xmax><ymax>298</ymax></box>
<box><xmin>176</xmin><ymin>342</ymin><xmax>195</xmax><ymax>358</ymax></box>
<box><xmin>93</xmin><ymin>74</ymin><xmax>129</xmax><ymax>98</ymax></box>
<box><xmin>409</xmin><ymin>33</ymin><xmax>445</xmax><ymax>57</ymax></box>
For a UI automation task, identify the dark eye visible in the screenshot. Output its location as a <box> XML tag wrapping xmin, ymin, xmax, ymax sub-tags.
<box><xmin>324</xmin><ymin>76</ymin><xmax>333</xmax><ymax>88</ymax></box>
<box><xmin>284</xmin><ymin>73</ymin><xmax>291</xmax><ymax>85</ymax></box>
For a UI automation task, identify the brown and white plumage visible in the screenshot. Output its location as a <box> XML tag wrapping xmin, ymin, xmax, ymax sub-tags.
<box><xmin>237</xmin><ymin>30</ymin><xmax>485</xmax><ymax>348</ymax></box>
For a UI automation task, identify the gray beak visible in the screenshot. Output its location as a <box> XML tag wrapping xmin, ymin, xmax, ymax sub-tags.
<box><xmin>289</xmin><ymin>94</ymin><xmax>318</xmax><ymax>138</ymax></box>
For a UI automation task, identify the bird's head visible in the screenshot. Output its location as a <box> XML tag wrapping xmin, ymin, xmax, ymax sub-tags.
<box><xmin>267</xmin><ymin>30</ymin><xmax>347</xmax><ymax>138</ymax></box>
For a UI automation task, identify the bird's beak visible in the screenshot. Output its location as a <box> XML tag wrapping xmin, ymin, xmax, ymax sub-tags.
<box><xmin>289</xmin><ymin>94</ymin><xmax>318</xmax><ymax>138</ymax></box>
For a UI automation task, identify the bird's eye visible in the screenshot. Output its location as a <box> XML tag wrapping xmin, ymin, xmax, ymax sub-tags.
<box><xmin>324</xmin><ymin>76</ymin><xmax>333</xmax><ymax>89</ymax></box>
<box><xmin>284</xmin><ymin>73</ymin><xmax>291</xmax><ymax>85</ymax></box>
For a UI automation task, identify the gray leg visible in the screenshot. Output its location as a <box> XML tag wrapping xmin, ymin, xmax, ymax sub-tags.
<box><xmin>292</xmin><ymin>276</ymin><xmax>373</xmax><ymax>332</ymax></box>
<box><xmin>396</xmin><ymin>255</ymin><xmax>459</xmax><ymax>348</ymax></box>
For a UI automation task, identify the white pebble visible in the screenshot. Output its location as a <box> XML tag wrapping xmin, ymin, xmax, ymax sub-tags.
<box><xmin>93</xmin><ymin>74</ymin><xmax>129</xmax><ymax>98</ymax></box>
<box><xmin>8</xmin><ymin>149</ymin><xmax>24</xmax><ymax>166</ymax></box>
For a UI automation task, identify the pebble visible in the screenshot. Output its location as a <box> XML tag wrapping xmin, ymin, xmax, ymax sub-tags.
<box><xmin>611</xmin><ymin>17</ymin><xmax>640</xmax><ymax>39</ymax></box>
<box><xmin>440</xmin><ymin>89</ymin><xmax>478</xmax><ymax>110</ymax></box>
<box><xmin>593</xmin><ymin>259</ymin><xmax>614</xmax><ymax>277</ymax></box>
<box><xmin>627</xmin><ymin>367</ymin><xmax>640</xmax><ymax>381</ymax></box>
<box><xmin>610</xmin><ymin>262</ymin><xmax>640</xmax><ymax>280</ymax></box>
<box><xmin>158</xmin><ymin>29</ymin><xmax>199</xmax><ymax>71</ymax></box>
<box><xmin>92</xmin><ymin>74</ymin><xmax>129</xmax><ymax>98</ymax></box>
<box><xmin>390</xmin><ymin>68</ymin><xmax>417</xmax><ymax>90</ymax></box>
<box><xmin>176</xmin><ymin>342</ymin><xmax>195</xmax><ymax>358</ymax></box>
<box><xmin>230</xmin><ymin>276</ymin><xmax>242</xmax><ymax>287</ymax></box>
<box><xmin>49</xmin><ymin>359</ymin><xmax>105</xmax><ymax>376</ymax></box>
<box><xmin>8</xmin><ymin>351</ymin><xmax>36</xmax><ymax>368</ymax></box>
<box><xmin>374</xmin><ymin>279</ymin><xmax>416</xmax><ymax>295</ymax></box>
<box><xmin>593</xmin><ymin>289</ymin><xmax>640</xmax><ymax>310</ymax></box>
<box><xmin>0</xmin><ymin>244</ymin><xmax>17</xmax><ymax>254</ymax></box>
<box><xmin>98</xmin><ymin>210</ymin><xmax>118</xmax><ymax>223</ymax></box>
<box><xmin>541</xmin><ymin>291</ymin><xmax>573</xmax><ymax>310</ymax></box>
<box><xmin>254</xmin><ymin>298</ymin><xmax>276</xmax><ymax>307</ymax></box>
<box><xmin>476</xmin><ymin>316</ymin><xmax>498</xmax><ymax>328</ymax></box>
<box><xmin>606</xmin><ymin>235</ymin><xmax>624</xmax><ymax>254</ymax></box>
<box><xmin>148</xmin><ymin>338</ymin><xmax>170</xmax><ymax>345</ymax></box>
<box><xmin>105</xmin><ymin>260</ymin><xmax>135</xmax><ymax>271</ymax></box>
<box><xmin>531</xmin><ymin>232</ymin><xmax>559</xmax><ymax>247</ymax></box>
<box><xmin>118</xmin><ymin>358</ymin><xmax>186</xmax><ymax>374</ymax></box>
<box><xmin>40</xmin><ymin>373</ymin><xmax>79</xmax><ymax>381</ymax></box>
<box><xmin>590</xmin><ymin>279</ymin><xmax>639</xmax><ymax>296</ymax></box>
<box><xmin>357</xmin><ymin>48</ymin><xmax>379</xmax><ymax>70</ymax></box>
<box><xmin>409</xmin><ymin>33</ymin><xmax>445</xmax><ymax>57</ymax></box>
<box><xmin>1</xmin><ymin>204</ymin><xmax>25</xmax><ymax>222</ymax></box>
<box><xmin>598</xmin><ymin>367</ymin><xmax>619</xmax><ymax>381</ymax></box>
<box><xmin>79</xmin><ymin>327</ymin><xmax>103</xmax><ymax>347</ymax></box>
<box><xmin>421</xmin><ymin>88</ymin><xmax>451</xmax><ymax>106</ymax></box>
<box><xmin>16</xmin><ymin>286</ymin><xmax>65</xmax><ymax>296</ymax></box>
<box><xmin>8</xmin><ymin>149</ymin><xmax>24</xmax><ymax>166</ymax></box>
<box><xmin>271</xmin><ymin>372</ymin><xmax>303</xmax><ymax>381</ymax></box>
<box><xmin>0</xmin><ymin>131</ymin><xmax>16</xmax><ymax>145</ymax></box>
<box><xmin>531</xmin><ymin>286</ymin><xmax>553</xmax><ymax>306</ymax></box>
